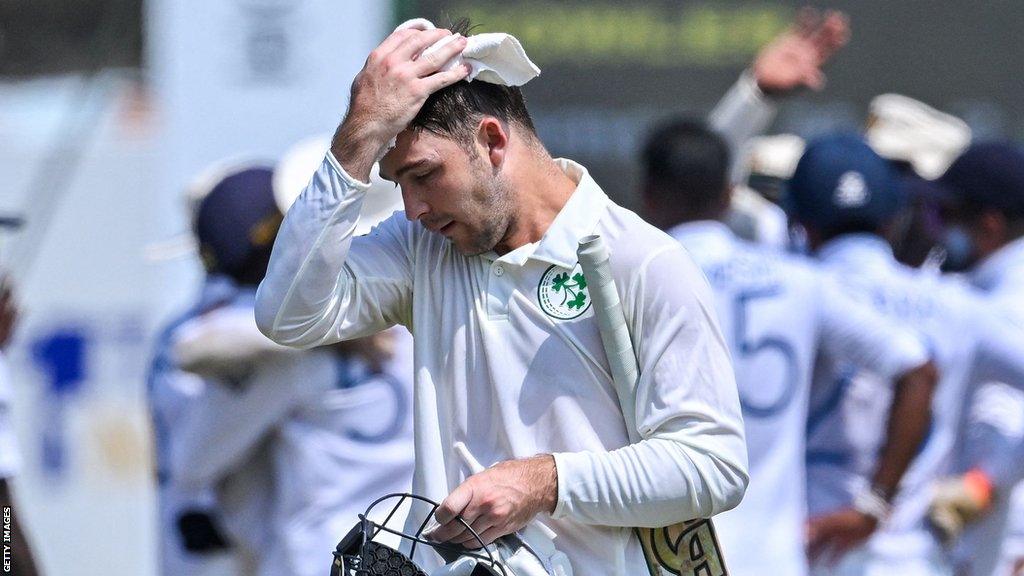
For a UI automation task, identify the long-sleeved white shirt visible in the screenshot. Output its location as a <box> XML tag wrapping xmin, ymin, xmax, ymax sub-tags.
<box><xmin>671</xmin><ymin>222</ymin><xmax>930</xmax><ymax>576</ymax></box>
<box><xmin>809</xmin><ymin>235</ymin><xmax>1024</xmax><ymax>563</ymax></box>
<box><xmin>255</xmin><ymin>154</ymin><xmax>748</xmax><ymax>574</ymax></box>
<box><xmin>955</xmin><ymin>237</ymin><xmax>1024</xmax><ymax>576</ymax></box>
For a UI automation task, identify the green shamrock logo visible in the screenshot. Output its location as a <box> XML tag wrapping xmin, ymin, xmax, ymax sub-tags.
<box><xmin>538</xmin><ymin>263</ymin><xmax>592</xmax><ymax>320</ymax></box>
<box><xmin>553</xmin><ymin>271</ymin><xmax>587</xmax><ymax>308</ymax></box>
<box><xmin>567</xmin><ymin>292</ymin><xmax>587</xmax><ymax>310</ymax></box>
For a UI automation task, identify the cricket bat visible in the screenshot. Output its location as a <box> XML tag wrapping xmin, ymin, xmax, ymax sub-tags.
<box><xmin>576</xmin><ymin>234</ymin><xmax>729</xmax><ymax>576</ymax></box>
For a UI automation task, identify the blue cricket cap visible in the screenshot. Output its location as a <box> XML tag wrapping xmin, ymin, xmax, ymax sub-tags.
<box><xmin>193</xmin><ymin>166</ymin><xmax>281</xmax><ymax>285</ymax></box>
<box><xmin>786</xmin><ymin>133</ymin><xmax>904</xmax><ymax>232</ymax></box>
<box><xmin>938</xmin><ymin>141</ymin><xmax>1024</xmax><ymax>218</ymax></box>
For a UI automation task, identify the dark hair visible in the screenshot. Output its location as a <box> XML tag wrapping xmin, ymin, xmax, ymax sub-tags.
<box><xmin>408</xmin><ymin>19</ymin><xmax>537</xmax><ymax>143</ymax></box>
<box><xmin>640</xmin><ymin>118</ymin><xmax>731</xmax><ymax>220</ymax></box>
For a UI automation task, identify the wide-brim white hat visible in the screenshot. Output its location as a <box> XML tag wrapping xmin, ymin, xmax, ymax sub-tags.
<box><xmin>865</xmin><ymin>94</ymin><xmax>971</xmax><ymax>180</ymax></box>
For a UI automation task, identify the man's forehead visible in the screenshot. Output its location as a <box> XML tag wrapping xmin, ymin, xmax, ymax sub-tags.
<box><xmin>380</xmin><ymin>130</ymin><xmax>451</xmax><ymax>181</ymax></box>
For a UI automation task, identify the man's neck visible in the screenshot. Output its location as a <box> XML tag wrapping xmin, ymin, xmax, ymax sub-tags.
<box><xmin>493</xmin><ymin>154</ymin><xmax>577</xmax><ymax>254</ymax></box>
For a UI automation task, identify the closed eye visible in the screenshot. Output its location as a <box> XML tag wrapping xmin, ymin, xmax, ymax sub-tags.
<box><xmin>413</xmin><ymin>168</ymin><xmax>439</xmax><ymax>183</ymax></box>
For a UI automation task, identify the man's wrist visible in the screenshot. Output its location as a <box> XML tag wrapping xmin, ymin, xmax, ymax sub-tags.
<box><xmin>331</xmin><ymin>117</ymin><xmax>390</xmax><ymax>183</ymax></box>
<box><xmin>853</xmin><ymin>485</ymin><xmax>892</xmax><ymax>524</ymax></box>
<box><xmin>532</xmin><ymin>454</ymin><xmax>558</xmax><ymax>515</ymax></box>
<box><xmin>746</xmin><ymin>68</ymin><xmax>776</xmax><ymax>99</ymax></box>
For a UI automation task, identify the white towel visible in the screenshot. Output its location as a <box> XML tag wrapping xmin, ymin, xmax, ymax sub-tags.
<box><xmin>377</xmin><ymin>19</ymin><xmax>540</xmax><ymax>159</ymax></box>
<box><xmin>396</xmin><ymin>18</ymin><xmax>540</xmax><ymax>87</ymax></box>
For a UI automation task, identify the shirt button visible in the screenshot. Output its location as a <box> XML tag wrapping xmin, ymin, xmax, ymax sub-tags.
<box><xmin>494</xmin><ymin>265</ymin><xmax>505</xmax><ymax>276</ymax></box>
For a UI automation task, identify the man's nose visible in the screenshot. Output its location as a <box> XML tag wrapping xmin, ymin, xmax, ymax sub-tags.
<box><xmin>402</xmin><ymin>189</ymin><xmax>430</xmax><ymax>221</ymax></box>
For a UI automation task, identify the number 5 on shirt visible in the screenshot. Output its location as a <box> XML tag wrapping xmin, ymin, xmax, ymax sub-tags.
<box><xmin>733</xmin><ymin>287</ymin><xmax>798</xmax><ymax>418</ymax></box>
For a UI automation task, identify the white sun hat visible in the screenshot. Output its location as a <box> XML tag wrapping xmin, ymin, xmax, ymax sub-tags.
<box><xmin>746</xmin><ymin>134</ymin><xmax>807</xmax><ymax>180</ymax></box>
<box><xmin>865</xmin><ymin>94</ymin><xmax>971</xmax><ymax>180</ymax></box>
<box><xmin>273</xmin><ymin>135</ymin><xmax>404</xmax><ymax>235</ymax></box>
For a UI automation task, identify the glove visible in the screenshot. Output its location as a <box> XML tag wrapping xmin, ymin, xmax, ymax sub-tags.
<box><xmin>928</xmin><ymin>469</ymin><xmax>994</xmax><ymax>544</ymax></box>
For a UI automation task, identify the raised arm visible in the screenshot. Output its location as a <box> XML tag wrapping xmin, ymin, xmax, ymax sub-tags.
<box><xmin>255</xmin><ymin>27</ymin><xmax>470</xmax><ymax>348</ymax></box>
<box><xmin>710</xmin><ymin>8</ymin><xmax>849</xmax><ymax>180</ymax></box>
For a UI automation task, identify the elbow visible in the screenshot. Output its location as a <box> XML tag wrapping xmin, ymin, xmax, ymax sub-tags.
<box><xmin>253</xmin><ymin>282</ymin><xmax>310</xmax><ymax>348</ymax></box>
<box><xmin>253</xmin><ymin>280</ymin><xmax>333</xmax><ymax>349</ymax></box>
<box><xmin>663</xmin><ymin>436</ymin><xmax>748</xmax><ymax>519</ymax></box>
<box><xmin>254</xmin><ymin>281</ymin><xmax>284</xmax><ymax>343</ymax></box>
<box><xmin>712</xmin><ymin>458</ymin><xmax>749</xmax><ymax>515</ymax></box>
<box><xmin>693</xmin><ymin>427</ymin><xmax>749</xmax><ymax>516</ymax></box>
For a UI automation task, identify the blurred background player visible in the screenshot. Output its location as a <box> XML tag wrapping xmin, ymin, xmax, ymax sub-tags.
<box><xmin>147</xmin><ymin>163</ymin><xmax>281</xmax><ymax>576</ymax></box>
<box><xmin>786</xmin><ymin>135</ymin><xmax>1024</xmax><ymax>576</ymax></box>
<box><xmin>164</xmin><ymin>149</ymin><xmax>415</xmax><ymax>576</ymax></box>
<box><xmin>928</xmin><ymin>142</ymin><xmax>1024</xmax><ymax>576</ymax></box>
<box><xmin>863</xmin><ymin>94</ymin><xmax>972</xmax><ymax>269</ymax></box>
<box><xmin>0</xmin><ymin>252</ymin><xmax>40</xmax><ymax>576</ymax></box>
<box><xmin>639</xmin><ymin>119</ymin><xmax>937</xmax><ymax>576</ymax></box>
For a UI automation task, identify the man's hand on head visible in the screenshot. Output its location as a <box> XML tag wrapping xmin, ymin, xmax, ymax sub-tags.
<box><xmin>426</xmin><ymin>454</ymin><xmax>557</xmax><ymax>548</ymax></box>
<box><xmin>752</xmin><ymin>7</ymin><xmax>850</xmax><ymax>96</ymax></box>
<box><xmin>333</xmin><ymin>27</ymin><xmax>471</xmax><ymax>182</ymax></box>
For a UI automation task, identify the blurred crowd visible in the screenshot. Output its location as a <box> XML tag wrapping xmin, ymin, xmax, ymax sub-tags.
<box><xmin>1</xmin><ymin>7</ymin><xmax>1022</xmax><ymax>576</ymax></box>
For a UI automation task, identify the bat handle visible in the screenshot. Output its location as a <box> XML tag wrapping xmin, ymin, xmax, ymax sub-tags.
<box><xmin>454</xmin><ymin>441</ymin><xmax>486</xmax><ymax>474</ymax></box>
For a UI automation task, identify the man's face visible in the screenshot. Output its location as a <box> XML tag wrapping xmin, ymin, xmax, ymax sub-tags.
<box><xmin>380</xmin><ymin>128</ymin><xmax>513</xmax><ymax>256</ymax></box>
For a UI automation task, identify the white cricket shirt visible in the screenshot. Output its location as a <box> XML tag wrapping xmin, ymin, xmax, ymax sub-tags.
<box><xmin>808</xmin><ymin>235</ymin><xmax>1024</xmax><ymax>561</ymax></box>
<box><xmin>256</xmin><ymin>155</ymin><xmax>749</xmax><ymax>575</ymax></box>
<box><xmin>671</xmin><ymin>221</ymin><xmax>929</xmax><ymax>576</ymax></box>
<box><xmin>956</xmin><ymin>237</ymin><xmax>1024</xmax><ymax>575</ymax></box>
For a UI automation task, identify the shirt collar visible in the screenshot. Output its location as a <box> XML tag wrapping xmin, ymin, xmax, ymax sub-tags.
<box><xmin>971</xmin><ymin>236</ymin><xmax>1024</xmax><ymax>291</ymax></box>
<box><xmin>494</xmin><ymin>158</ymin><xmax>609</xmax><ymax>269</ymax></box>
<box><xmin>817</xmin><ymin>233</ymin><xmax>897</xmax><ymax>273</ymax></box>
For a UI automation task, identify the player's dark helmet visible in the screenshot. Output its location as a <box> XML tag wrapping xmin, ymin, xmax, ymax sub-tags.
<box><xmin>331</xmin><ymin>493</ymin><xmax>511</xmax><ymax>576</ymax></box>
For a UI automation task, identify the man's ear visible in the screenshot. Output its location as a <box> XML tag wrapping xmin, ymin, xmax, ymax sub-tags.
<box><xmin>475</xmin><ymin>117</ymin><xmax>509</xmax><ymax>169</ymax></box>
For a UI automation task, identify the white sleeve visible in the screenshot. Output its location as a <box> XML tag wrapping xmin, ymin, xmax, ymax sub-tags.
<box><xmin>170</xmin><ymin>352</ymin><xmax>331</xmax><ymax>489</ymax></box>
<box><xmin>964</xmin><ymin>382</ymin><xmax>1024</xmax><ymax>488</ymax></box>
<box><xmin>965</xmin><ymin>313</ymin><xmax>1024</xmax><ymax>488</ymax></box>
<box><xmin>970</xmin><ymin>311</ymin><xmax>1024</xmax><ymax>388</ymax></box>
<box><xmin>255</xmin><ymin>153</ymin><xmax>414</xmax><ymax>349</ymax></box>
<box><xmin>817</xmin><ymin>280</ymin><xmax>930</xmax><ymax>380</ymax></box>
<box><xmin>173</xmin><ymin>306</ymin><xmax>297</xmax><ymax>378</ymax></box>
<box><xmin>707</xmin><ymin>72</ymin><xmax>778</xmax><ymax>183</ymax></box>
<box><xmin>551</xmin><ymin>245</ymin><xmax>748</xmax><ymax>527</ymax></box>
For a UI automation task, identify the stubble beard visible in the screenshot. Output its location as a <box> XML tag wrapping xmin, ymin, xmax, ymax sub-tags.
<box><xmin>456</xmin><ymin>173</ymin><xmax>514</xmax><ymax>256</ymax></box>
